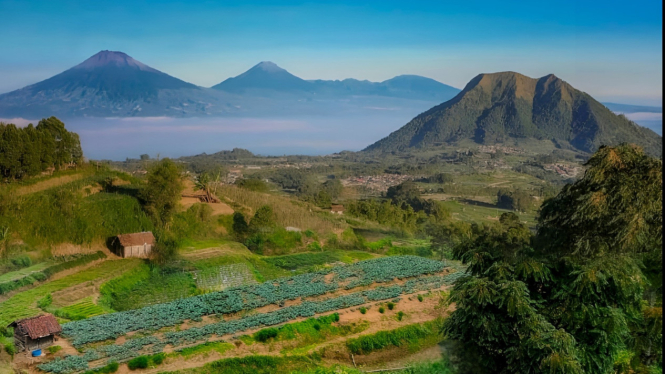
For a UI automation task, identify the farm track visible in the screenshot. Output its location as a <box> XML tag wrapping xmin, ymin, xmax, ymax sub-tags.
<box><xmin>14</xmin><ymin>173</ymin><xmax>86</xmax><ymax>196</ymax></box>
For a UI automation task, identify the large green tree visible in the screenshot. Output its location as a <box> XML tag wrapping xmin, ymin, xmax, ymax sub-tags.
<box><xmin>443</xmin><ymin>144</ymin><xmax>662</xmax><ymax>373</ymax></box>
<box><xmin>140</xmin><ymin>159</ymin><xmax>184</xmax><ymax>227</ymax></box>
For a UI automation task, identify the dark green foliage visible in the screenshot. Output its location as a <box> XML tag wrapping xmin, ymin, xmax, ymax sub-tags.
<box><xmin>253</xmin><ymin>327</ymin><xmax>279</xmax><ymax>342</ymax></box>
<box><xmin>232</xmin><ymin>212</ymin><xmax>249</xmax><ymax>239</ymax></box>
<box><xmin>139</xmin><ymin>159</ymin><xmax>183</xmax><ymax>227</ymax></box>
<box><xmin>0</xmin><ymin>117</ymin><xmax>83</xmax><ymax>180</ymax></box>
<box><xmin>417</xmin><ymin>295</ymin><xmax>423</xmax><ymax>302</ymax></box>
<box><xmin>387</xmin><ymin>302</ymin><xmax>395</xmax><ymax>310</ymax></box>
<box><xmin>127</xmin><ymin>355</ymin><xmax>149</xmax><ymax>370</ymax></box>
<box><xmin>345</xmin><ymin>199</ymin><xmax>420</xmax><ymax>231</ymax></box>
<box><xmin>346</xmin><ymin>323</ymin><xmax>433</xmax><ymax>355</ymax></box>
<box><xmin>359</xmin><ymin>307</ymin><xmax>367</xmax><ymax>314</ymax></box>
<box><xmin>263</xmin><ymin>251</ymin><xmax>341</xmax><ymax>270</ymax></box>
<box><xmin>397</xmin><ymin>311</ymin><xmax>405</xmax><ymax>321</ymax></box>
<box><xmin>4</xmin><ymin>342</ymin><xmax>16</xmax><ymax>357</ymax></box>
<box><xmin>150</xmin><ymin>353</ymin><xmax>165</xmax><ymax>365</ymax></box>
<box><xmin>364</xmin><ymin>72</ymin><xmax>662</xmax><ymax>157</ymax></box>
<box><xmin>443</xmin><ymin>145</ymin><xmax>663</xmax><ymax>373</ymax></box>
<box><xmin>496</xmin><ymin>189</ymin><xmax>532</xmax><ymax>212</ymax></box>
<box><xmin>378</xmin><ymin>307</ymin><xmax>385</xmax><ymax>314</ymax></box>
<box><xmin>248</xmin><ymin>205</ymin><xmax>276</xmax><ymax>234</ymax></box>
<box><xmin>425</xmin><ymin>173</ymin><xmax>453</xmax><ymax>184</ymax></box>
<box><xmin>10</xmin><ymin>255</ymin><xmax>31</xmax><ymax>268</ymax></box>
<box><xmin>0</xmin><ymin>326</ymin><xmax>12</xmax><ymax>337</ymax></box>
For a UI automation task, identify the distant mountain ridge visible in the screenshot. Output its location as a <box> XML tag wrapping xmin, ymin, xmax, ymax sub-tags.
<box><xmin>0</xmin><ymin>52</ymin><xmax>460</xmax><ymax>118</ymax></box>
<box><xmin>364</xmin><ymin>72</ymin><xmax>662</xmax><ymax>156</ymax></box>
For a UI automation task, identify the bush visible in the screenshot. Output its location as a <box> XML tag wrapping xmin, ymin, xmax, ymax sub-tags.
<box><xmin>397</xmin><ymin>311</ymin><xmax>405</xmax><ymax>321</ymax></box>
<box><xmin>48</xmin><ymin>345</ymin><xmax>62</xmax><ymax>354</ymax></box>
<box><xmin>150</xmin><ymin>353</ymin><xmax>165</xmax><ymax>365</ymax></box>
<box><xmin>254</xmin><ymin>328</ymin><xmax>279</xmax><ymax>342</ymax></box>
<box><xmin>38</xmin><ymin>293</ymin><xmax>53</xmax><ymax>309</ymax></box>
<box><xmin>10</xmin><ymin>255</ymin><xmax>32</xmax><ymax>268</ymax></box>
<box><xmin>4</xmin><ymin>343</ymin><xmax>16</xmax><ymax>357</ymax></box>
<box><xmin>417</xmin><ymin>294</ymin><xmax>424</xmax><ymax>302</ymax></box>
<box><xmin>83</xmin><ymin>361</ymin><xmax>119</xmax><ymax>374</ymax></box>
<box><xmin>379</xmin><ymin>307</ymin><xmax>385</xmax><ymax>314</ymax></box>
<box><xmin>346</xmin><ymin>323</ymin><xmax>433</xmax><ymax>355</ymax></box>
<box><xmin>387</xmin><ymin>302</ymin><xmax>395</xmax><ymax>310</ymax></box>
<box><xmin>0</xmin><ymin>326</ymin><xmax>12</xmax><ymax>337</ymax></box>
<box><xmin>359</xmin><ymin>307</ymin><xmax>367</xmax><ymax>315</ymax></box>
<box><xmin>127</xmin><ymin>356</ymin><xmax>149</xmax><ymax>370</ymax></box>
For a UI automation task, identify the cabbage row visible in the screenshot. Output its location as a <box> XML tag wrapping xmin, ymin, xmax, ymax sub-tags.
<box><xmin>63</xmin><ymin>256</ymin><xmax>444</xmax><ymax>346</ymax></box>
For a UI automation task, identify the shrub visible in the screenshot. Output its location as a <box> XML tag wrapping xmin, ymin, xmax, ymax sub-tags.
<box><xmin>4</xmin><ymin>343</ymin><xmax>16</xmax><ymax>357</ymax></box>
<box><xmin>48</xmin><ymin>345</ymin><xmax>62</xmax><ymax>354</ymax></box>
<box><xmin>379</xmin><ymin>307</ymin><xmax>385</xmax><ymax>314</ymax></box>
<box><xmin>10</xmin><ymin>255</ymin><xmax>32</xmax><ymax>268</ymax></box>
<box><xmin>359</xmin><ymin>307</ymin><xmax>367</xmax><ymax>315</ymax></box>
<box><xmin>254</xmin><ymin>328</ymin><xmax>279</xmax><ymax>342</ymax></box>
<box><xmin>307</xmin><ymin>241</ymin><xmax>322</xmax><ymax>252</ymax></box>
<box><xmin>83</xmin><ymin>361</ymin><xmax>119</xmax><ymax>374</ymax></box>
<box><xmin>127</xmin><ymin>356</ymin><xmax>149</xmax><ymax>370</ymax></box>
<box><xmin>417</xmin><ymin>294</ymin><xmax>424</xmax><ymax>302</ymax></box>
<box><xmin>38</xmin><ymin>293</ymin><xmax>54</xmax><ymax>309</ymax></box>
<box><xmin>150</xmin><ymin>353</ymin><xmax>165</xmax><ymax>365</ymax></box>
<box><xmin>346</xmin><ymin>323</ymin><xmax>433</xmax><ymax>355</ymax></box>
<box><xmin>0</xmin><ymin>326</ymin><xmax>12</xmax><ymax>337</ymax></box>
<box><xmin>397</xmin><ymin>311</ymin><xmax>405</xmax><ymax>321</ymax></box>
<box><xmin>387</xmin><ymin>302</ymin><xmax>395</xmax><ymax>310</ymax></box>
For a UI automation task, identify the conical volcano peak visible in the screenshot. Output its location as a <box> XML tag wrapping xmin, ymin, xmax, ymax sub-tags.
<box><xmin>253</xmin><ymin>61</ymin><xmax>285</xmax><ymax>73</ymax></box>
<box><xmin>74</xmin><ymin>50</ymin><xmax>156</xmax><ymax>72</ymax></box>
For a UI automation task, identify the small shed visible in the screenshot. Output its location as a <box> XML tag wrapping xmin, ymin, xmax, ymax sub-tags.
<box><xmin>111</xmin><ymin>232</ymin><xmax>155</xmax><ymax>258</ymax></box>
<box><xmin>331</xmin><ymin>204</ymin><xmax>345</xmax><ymax>215</ymax></box>
<box><xmin>9</xmin><ymin>314</ymin><xmax>62</xmax><ymax>352</ymax></box>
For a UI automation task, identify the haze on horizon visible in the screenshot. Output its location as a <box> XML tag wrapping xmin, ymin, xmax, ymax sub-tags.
<box><xmin>0</xmin><ymin>0</ymin><xmax>662</xmax><ymax>106</ymax></box>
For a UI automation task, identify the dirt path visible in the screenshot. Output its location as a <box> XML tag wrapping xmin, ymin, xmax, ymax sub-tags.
<box><xmin>14</xmin><ymin>173</ymin><xmax>86</xmax><ymax>196</ymax></box>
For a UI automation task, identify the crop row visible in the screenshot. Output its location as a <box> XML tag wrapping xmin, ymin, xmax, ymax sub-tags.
<box><xmin>62</xmin><ymin>256</ymin><xmax>445</xmax><ymax>346</ymax></box>
<box><xmin>0</xmin><ymin>252</ymin><xmax>106</xmax><ymax>295</ymax></box>
<box><xmin>41</xmin><ymin>271</ymin><xmax>457</xmax><ymax>373</ymax></box>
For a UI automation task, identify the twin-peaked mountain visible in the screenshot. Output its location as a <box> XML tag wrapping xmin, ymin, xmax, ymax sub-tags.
<box><xmin>364</xmin><ymin>72</ymin><xmax>662</xmax><ymax>156</ymax></box>
<box><xmin>0</xmin><ymin>51</ymin><xmax>460</xmax><ymax>118</ymax></box>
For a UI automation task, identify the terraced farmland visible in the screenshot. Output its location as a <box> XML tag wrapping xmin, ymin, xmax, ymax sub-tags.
<box><xmin>38</xmin><ymin>256</ymin><xmax>463</xmax><ymax>373</ymax></box>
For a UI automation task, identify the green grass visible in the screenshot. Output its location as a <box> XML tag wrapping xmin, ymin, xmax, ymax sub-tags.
<box><xmin>99</xmin><ymin>263</ymin><xmax>197</xmax><ymax>311</ymax></box>
<box><xmin>166</xmin><ymin>355</ymin><xmax>321</xmax><ymax>374</ymax></box>
<box><xmin>56</xmin><ymin>297</ymin><xmax>107</xmax><ymax>320</ymax></box>
<box><xmin>345</xmin><ymin>320</ymin><xmax>442</xmax><ymax>355</ymax></box>
<box><xmin>0</xmin><ymin>261</ymin><xmax>53</xmax><ymax>283</ymax></box>
<box><xmin>0</xmin><ymin>259</ymin><xmax>141</xmax><ymax>326</ymax></box>
<box><xmin>172</xmin><ymin>341</ymin><xmax>235</xmax><ymax>359</ymax></box>
<box><xmin>438</xmin><ymin>200</ymin><xmax>537</xmax><ymax>228</ymax></box>
<box><xmin>0</xmin><ymin>170</ymin><xmax>153</xmax><ymax>247</ymax></box>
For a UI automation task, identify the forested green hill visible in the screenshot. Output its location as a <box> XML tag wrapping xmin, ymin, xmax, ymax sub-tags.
<box><xmin>364</xmin><ymin>72</ymin><xmax>662</xmax><ymax>156</ymax></box>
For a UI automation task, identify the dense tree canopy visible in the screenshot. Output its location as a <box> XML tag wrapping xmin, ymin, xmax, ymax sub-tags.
<box><xmin>443</xmin><ymin>144</ymin><xmax>662</xmax><ymax>373</ymax></box>
<box><xmin>0</xmin><ymin>117</ymin><xmax>83</xmax><ymax>180</ymax></box>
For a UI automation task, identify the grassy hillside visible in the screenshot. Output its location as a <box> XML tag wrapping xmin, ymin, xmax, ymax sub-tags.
<box><xmin>364</xmin><ymin>72</ymin><xmax>662</xmax><ymax>156</ymax></box>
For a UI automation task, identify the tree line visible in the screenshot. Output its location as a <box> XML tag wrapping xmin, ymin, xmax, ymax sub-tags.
<box><xmin>0</xmin><ymin>117</ymin><xmax>83</xmax><ymax>180</ymax></box>
<box><xmin>443</xmin><ymin>144</ymin><xmax>662</xmax><ymax>373</ymax></box>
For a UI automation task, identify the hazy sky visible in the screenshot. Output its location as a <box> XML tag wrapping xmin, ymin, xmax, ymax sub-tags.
<box><xmin>0</xmin><ymin>0</ymin><xmax>662</xmax><ymax>105</ymax></box>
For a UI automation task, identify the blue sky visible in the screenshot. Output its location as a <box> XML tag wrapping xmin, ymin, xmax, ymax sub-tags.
<box><xmin>0</xmin><ymin>0</ymin><xmax>662</xmax><ymax>105</ymax></box>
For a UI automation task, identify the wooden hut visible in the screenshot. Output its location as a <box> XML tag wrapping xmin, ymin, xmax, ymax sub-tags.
<box><xmin>331</xmin><ymin>204</ymin><xmax>345</xmax><ymax>215</ymax></box>
<box><xmin>9</xmin><ymin>314</ymin><xmax>62</xmax><ymax>352</ymax></box>
<box><xmin>111</xmin><ymin>232</ymin><xmax>155</xmax><ymax>258</ymax></box>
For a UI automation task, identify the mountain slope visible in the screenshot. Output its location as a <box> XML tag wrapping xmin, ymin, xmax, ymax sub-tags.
<box><xmin>212</xmin><ymin>63</ymin><xmax>460</xmax><ymax>101</ymax></box>
<box><xmin>0</xmin><ymin>51</ymin><xmax>227</xmax><ymax>117</ymax></box>
<box><xmin>364</xmin><ymin>72</ymin><xmax>662</xmax><ymax>156</ymax></box>
<box><xmin>212</xmin><ymin>61</ymin><xmax>313</xmax><ymax>93</ymax></box>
